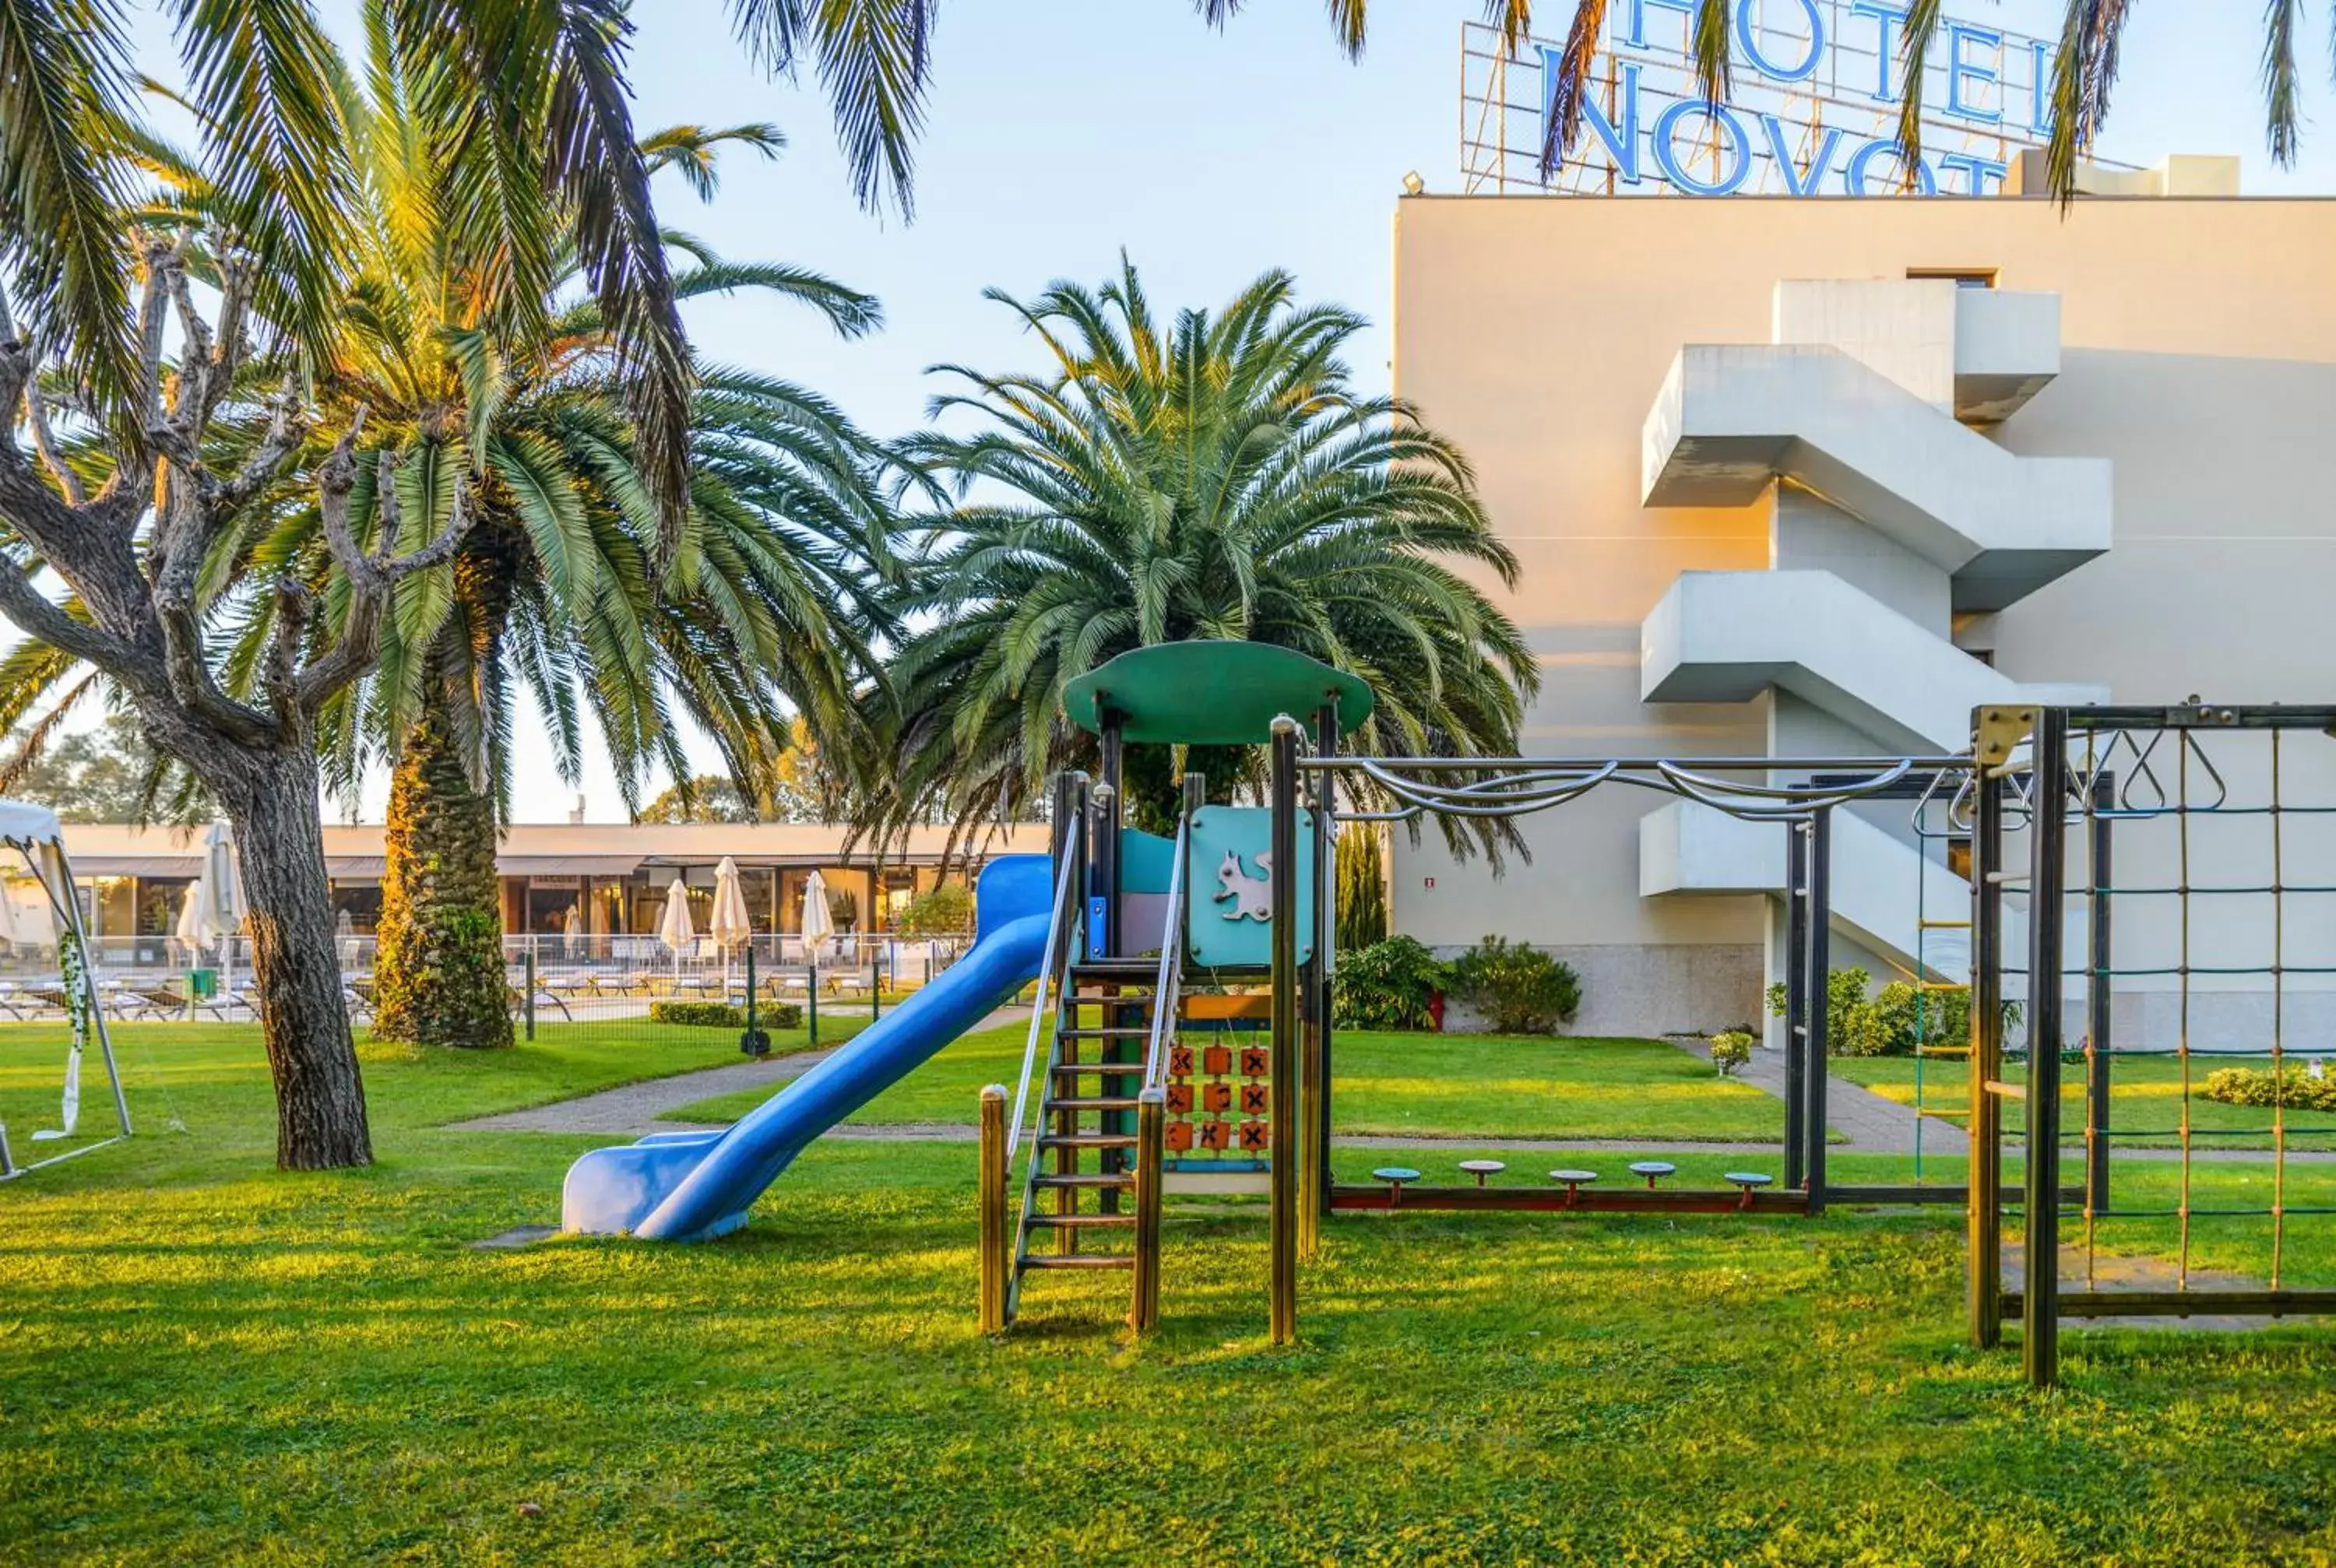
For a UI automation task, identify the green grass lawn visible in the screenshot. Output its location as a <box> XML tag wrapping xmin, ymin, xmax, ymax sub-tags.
<box><xmin>5</xmin><ymin>1025</ymin><xmax>2336</xmax><ymax>1563</ymax></box>
<box><xmin>1834</xmin><ymin>1053</ymin><xmax>2336</xmax><ymax>1151</ymax></box>
<box><xmin>667</xmin><ymin>1025</ymin><xmax>1791</xmax><ymax>1144</ymax></box>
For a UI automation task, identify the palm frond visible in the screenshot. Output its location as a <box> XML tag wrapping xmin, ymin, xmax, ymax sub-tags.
<box><xmin>727</xmin><ymin>0</ymin><xmax>938</xmax><ymax>215</ymax></box>
<box><xmin>0</xmin><ymin>0</ymin><xmax>140</xmax><ymax>410</ymax></box>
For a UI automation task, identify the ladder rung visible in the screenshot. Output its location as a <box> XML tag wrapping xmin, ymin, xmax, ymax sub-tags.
<box><xmin>1024</xmin><ymin>1213</ymin><xmax>1136</xmax><ymax>1230</ymax></box>
<box><xmin>1048</xmin><ymin>1095</ymin><xmax>1141</xmax><ymax>1113</ymax></box>
<box><xmin>1034</xmin><ymin>1172</ymin><xmax>1134</xmax><ymax>1190</ymax></box>
<box><xmin>1050</xmin><ymin>1061</ymin><xmax>1145</xmax><ymax>1078</ymax></box>
<box><xmin>1984</xmin><ymin>1078</ymin><xmax>2028</xmax><ymax>1101</ymax></box>
<box><xmin>1919</xmin><ymin>919</ymin><xmax>1974</xmax><ymax>930</ymax></box>
<box><xmin>1017</xmin><ymin>1253</ymin><xmax>1135</xmax><ymax>1272</ymax></box>
<box><xmin>1063</xmin><ymin>994</ymin><xmax>1157</xmax><ymax>1010</ymax></box>
<box><xmin>1912</xmin><ymin>981</ymin><xmax>1971</xmax><ymax>993</ymax></box>
<box><xmin>1916</xmin><ymin>1044</ymin><xmax>1972</xmax><ymax>1056</ymax></box>
<box><xmin>1061</xmin><ymin>1026</ymin><xmax>1151</xmax><ymax>1038</ymax></box>
<box><xmin>1039</xmin><ymin>1132</ymin><xmax>1137</xmax><ymax>1150</ymax></box>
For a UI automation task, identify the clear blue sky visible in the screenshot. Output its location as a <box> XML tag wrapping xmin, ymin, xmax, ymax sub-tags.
<box><xmin>114</xmin><ymin>2</ymin><xmax>2336</xmax><ymax>820</ymax></box>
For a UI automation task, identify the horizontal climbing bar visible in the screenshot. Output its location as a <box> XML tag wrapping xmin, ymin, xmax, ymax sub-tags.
<box><xmin>2005</xmin><ymin>1289</ymin><xmax>2336</xmax><ymax>1317</ymax></box>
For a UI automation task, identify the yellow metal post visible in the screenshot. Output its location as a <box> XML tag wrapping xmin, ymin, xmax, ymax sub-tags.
<box><xmin>978</xmin><ymin>1084</ymin><xmax>1008</xmax><ymax>1334</ymax></box>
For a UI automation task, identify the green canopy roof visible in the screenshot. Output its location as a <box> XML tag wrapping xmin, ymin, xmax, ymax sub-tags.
<box><xmin>1061</xmin><ymin>642</ymin><xmax>1374</xmax><ymax>745</ymax></box>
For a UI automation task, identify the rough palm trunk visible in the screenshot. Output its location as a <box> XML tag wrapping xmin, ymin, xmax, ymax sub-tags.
<box><xmin>371</xmin><ymin>707</ymin><xmax>512</xmax><ymax>1049</ymax></box>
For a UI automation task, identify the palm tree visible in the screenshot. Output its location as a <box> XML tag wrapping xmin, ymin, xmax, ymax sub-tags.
<box><xmin>1534</xmin><ymin>0</ymin><xmax>2296</xmax><ymax>200</ymax></box>
<box><xmin>214</xmin><ymin>57</ymin><xmax>902</xmax><ymax>1049</ymax></box>
<box><xmin>2</xmin><ymin>1</ymin><xmax>1544</xmax><ymax>438</ymax></box>
<box><xmin>881</xmin><ymin>259</ymin><xmax>1539</xmax><ymax>853</ymax></box>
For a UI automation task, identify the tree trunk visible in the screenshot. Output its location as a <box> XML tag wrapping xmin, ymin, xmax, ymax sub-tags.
<box><xmin>371</xmin><ymin>705</ymin><xmax>513</xmax><ymax>1049</ymax></box>
<box><xmin>230</xmin><ymin>751</ymin><xmax>375</xmax><ymax>1169</ymax></box>
<box><xmin>1123</xmin><ymin>741</ymin><xmax>1246</xmax><ymax>835</ymax></box>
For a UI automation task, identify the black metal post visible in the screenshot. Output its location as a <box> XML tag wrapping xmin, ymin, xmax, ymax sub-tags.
<box><xmin>1804</xmin><ymin>806</ymin><xmax>1832</xmax><ymax>1215</ymax></box>
<box><xmin>1970</xmin><ymin>760</ymin><xmax>2006</xmax><ymax>1348</ymax></box>
<box><xmin>1310</xmin><ymin>698</ymin><xmax>1339</xmax><ymax>1229</ymax></box>
<box><xmin>744</xmin><ymin>942</ymin><xmax>758</xmax><ymax>1052</ymax></box>
<box><xmin>1268</xmin><ymin>714</ymin><xmax>1301</xmax><ymax>1345</ymax></box>
<box><xmin>1096</xmin><ymin>716</ymin><xmax>1124</xmax><ymax>961</ymax></box>
<box><xmin>2025</xmin><ymin>708</ymin><xmax>2070</xmax><ymax>1390</ymax></box>
<box><xmin>2087</xmin><ymin>772</ymin><xmax>2114</xmax><ymax>1216</ymax></box>
<box><xmin>523</xmin><ymin>944</ymin><xmax>537</xmax><ymax>1042</ymax></box>
<box><xmin>1783</xmin><ymin>821</ymin><xmax>1808</xmax><ymax>1193</ymax></box>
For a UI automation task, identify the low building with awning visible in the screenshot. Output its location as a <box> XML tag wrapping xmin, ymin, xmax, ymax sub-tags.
<box><xmin>52</xmin><ymin>821</ymin><xmax>1046</xmax><ymax>948</ymax></box>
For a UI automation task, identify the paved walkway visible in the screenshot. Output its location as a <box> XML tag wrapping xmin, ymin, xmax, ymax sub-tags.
<box><xmin>445</xmin><ymin>1005</ymin><xmax>1030</xmax><ymax>1137</ymax></box>
<box><xmin>1670</xmin><ymin>1038</ymin><xmax>2336</xmax><ymax>1165</ymax></box>
<box><xmin>1672</xmin><ymin>1037</ymin><xmax>1967</xmax><ymax>1156</ymax></box>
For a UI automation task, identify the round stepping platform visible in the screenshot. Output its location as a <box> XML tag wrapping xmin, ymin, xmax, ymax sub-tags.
<box><xmin>1627</xmin><ymin>1161</ymin><xmax>1677</xmax><ymax>1177</ymax></box>
<box><xmin>1724</xmin><ymin>1172</ymin><xmax>1775</xmax><ymax>1189</ymax></box>
<box><xmin>1547</xmin><ymin>1169</ymin><xmax>1600</xmax><ymax>1184</ymax></box>
<box><xmin>1458</xmin><ymin>1159</ymin><xmax>1507</xmax><ymax>1186</ymax></box>
<box><xmin>1370</xmin><ymin>1167</ymin><xmax>1423</xmax><ymax>1184</ymax></box>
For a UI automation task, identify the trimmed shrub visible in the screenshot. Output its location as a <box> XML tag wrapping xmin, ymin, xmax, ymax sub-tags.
<box><xmin>1768</xmin><ymin>968</ymin><xmax>2019</xmax><ymax>1058</ymax></box>
<box><xmin>650</xmin><ymin>1001</ymin><xmax>743</xmax><ymax>1028</ymax></box>
<box><xmin>1448</xmin><ymin>934</ymin><xmax>1581</xmax><ymax>1035</ymax></box>
<box><xmin>2204</xmin><ymin>1064</ymin><xmax>2336</xmax><ymax>1112</ymax></box>
<box><xmin>1335</xmin><ymin>936</ymin><xmax>1448</xmax><ymax>1032</ymax></box>
<box><xmin>1709</xmin><ymin>1029</ymin><xmax>1754</xmax><ymax>1076</ymax></box>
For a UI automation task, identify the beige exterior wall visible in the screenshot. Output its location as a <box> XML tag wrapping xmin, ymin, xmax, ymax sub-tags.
<box><xmin>1390</xmin><ymin>194</ymin><xmax>2336</xmax><ymax>1035</ymax></box>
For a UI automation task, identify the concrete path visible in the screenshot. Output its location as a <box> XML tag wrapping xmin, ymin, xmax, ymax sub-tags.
<box><xmin>448</xmin><ymin>1048</ymin><xmax>833</xmax><ymax>1134</ymax></box>
<box><xmin>1671</xmin><ymin>1037</ymin><xmax>2336</xmax><ymax>1165</ymax></box>
<box><xmin>445</xmin><ymin>1004</ymin><xmax>1031</xmax><ymax>1136</ymax></box>
<box><xmin>1673</xmin><ymin>1036</ymin><xmax>1969</xmax><ymax>1156</ymax></box>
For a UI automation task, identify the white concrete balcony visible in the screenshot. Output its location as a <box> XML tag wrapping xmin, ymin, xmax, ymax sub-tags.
<box><xmin>1641</xmin><ymin>345</ymin><xmax>2111</xmax><ymax>610</ymax></box>
<box><xmin>1641</xmin><ymin>571</ymin><xmax>2106</xmax><ymax>754</ymax></box>
<box><xmin>1953</xmin><ymin>288</ymin><xmax>2062</xmax><ymax>422</ymax></box>
<box><xmin>1639</xmin><ymin>799</ymin><xmax>1972</xmax><ymax>981</ymax></box>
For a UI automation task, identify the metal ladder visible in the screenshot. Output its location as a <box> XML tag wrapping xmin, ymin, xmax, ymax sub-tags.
<box><xmin>1004</xmin><ymin>958</ymin><xmax>1166</xmax><ymax>1313</ymax></box>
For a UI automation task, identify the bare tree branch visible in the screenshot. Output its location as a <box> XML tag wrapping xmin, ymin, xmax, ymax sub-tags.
<box><xmin>0</xmin><ymin>557</ymin><xmax>139</xmax><ymax>681</ymax></box>
<box><xmin>135</xmin><ymin>235</ymin><xmax>171</xmax><ymax>434</ymax></box>
<box><xmin>0</xmin><ymin>287</ymin><xmax>89</xmax><ymax>508</ymax></box>
<box><xmin>263</xmin><ymin>575</ymin><xmax>311</xmax><ymax>725</ymax></box>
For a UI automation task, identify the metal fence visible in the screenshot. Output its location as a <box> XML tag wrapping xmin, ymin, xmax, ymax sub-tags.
<box><xmin>0</xmin><ymin>929</ymin><xmax>974</xmax><ymax>1032</ymax></box>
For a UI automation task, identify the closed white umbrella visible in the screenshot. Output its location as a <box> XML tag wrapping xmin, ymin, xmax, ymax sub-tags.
<box><xmin>800</xmin><ymin>869</ymin><xmax>834</xmax><ymax>959</ymax></box>
<box><xmin>203</xmin><ymin>821</ymin><xmax>244</xmax><ymax>999</ymax></box>
<box><xmin>175</xmin><ymin>873</ymin><xmax>215</xmax><ymax>958</ymax></box>
<box><xmin>709</xmin><ymin>856</ymin><xmax>751</xmax><ymax>994</ymax></box>
<box><xmin>657</xmin><ymin>873</ymin><xmax>695</xmax><ymax>983</ymax></box>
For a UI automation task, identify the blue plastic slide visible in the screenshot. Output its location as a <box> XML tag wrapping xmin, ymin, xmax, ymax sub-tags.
<box><xmin>561</xmin><ymin>854</ymin><xmax>1054</xmax><ymax>1240</ymax></box>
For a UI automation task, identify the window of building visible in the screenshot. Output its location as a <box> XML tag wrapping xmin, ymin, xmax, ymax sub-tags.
<box><xmin>1908</xmin><ymin>267</ymin><xmax>1997</xmax><ymax>289</ymax></box>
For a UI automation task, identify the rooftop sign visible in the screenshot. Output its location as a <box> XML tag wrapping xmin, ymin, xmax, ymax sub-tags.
<box><xmin>1458</xmin><ymin>1</ymin><xmax>2054</xmax><ymax>198</ymax></box>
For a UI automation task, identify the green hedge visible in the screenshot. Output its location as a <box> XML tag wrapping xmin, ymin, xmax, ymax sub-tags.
<box><xmin>649</xmin><ymin>1000</ymin><xmax>804</xmax><ymax>1029</ymax></box>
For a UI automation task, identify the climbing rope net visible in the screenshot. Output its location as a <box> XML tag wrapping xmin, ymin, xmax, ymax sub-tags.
<box><xmin>1972</xmin><ymin>702</ymin><xmax>2336</xmax><ymax>1386</ymax></box>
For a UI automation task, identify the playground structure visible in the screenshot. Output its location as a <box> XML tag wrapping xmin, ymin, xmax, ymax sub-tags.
<box><xmin>1966</xmin><ymin>701</ymin><xmax>2336</xmax><ymax>1387</ymax></box>
<box><xmin>974</xmin><ymin>640</ymin><xmax>2088</xmax><ymax>1342</ymax></box>
<box><xmin>551</xmin><ymin>638</ymin><xmax>2331</xmax><ymax>1379</ymax></box>
<box><xmin>0</xmin><ymin>800</ymin><xmax>131</xmax><ymax>1181</ymax></box>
